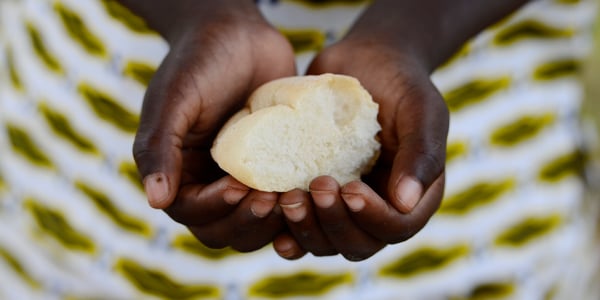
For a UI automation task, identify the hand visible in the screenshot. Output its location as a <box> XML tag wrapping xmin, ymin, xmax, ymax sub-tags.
<box><xmin>272</xmin><ymin>0</ymin><xmax>530</xmax><ymax>261</ymax></box>
<box><xmin>131</xmin><ymin>3</ymin><xmax>297</xmax><ymax>252</ymax></box>
<box><xmin>273</xmin><ymin>37</ymin><xmax>448</xmax><ymax>261</ymax></box>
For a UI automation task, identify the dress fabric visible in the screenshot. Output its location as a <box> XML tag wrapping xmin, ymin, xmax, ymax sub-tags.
<box><xmin>0</xmin><ymin>0</ymin><xmax>598</xmax><ymax>299</ymax></box>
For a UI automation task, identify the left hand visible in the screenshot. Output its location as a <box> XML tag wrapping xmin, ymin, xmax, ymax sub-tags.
<box><xmin>271</xmin><ymin>0</ymin><xmax>529</xmax><ymax>261</ymax></box>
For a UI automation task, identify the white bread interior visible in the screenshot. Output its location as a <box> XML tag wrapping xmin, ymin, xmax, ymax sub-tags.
<box><xmin>211</xmin><ymin>73</ymin><xmax>381</xmax><ymax>192</ymax></box>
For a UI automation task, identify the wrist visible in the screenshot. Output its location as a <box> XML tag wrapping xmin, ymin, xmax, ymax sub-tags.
<box><xmin>339</xmin><ymin>31</ymin><xmax>432</xmax><ymax>75</ymax></box>
<box><xmin>117</xmin><ymin>0</ymin><xmax>263</xmax><ymax>44</ymax></box>
<box><xmin>343</xmin><ymin>0</ymin><xmax>530</xmax><ymax>72</ymax></box>
<box><xmin>341</xmin><ymin>3</ymin><xmax>441</xmax><ymax>73</ymax></box>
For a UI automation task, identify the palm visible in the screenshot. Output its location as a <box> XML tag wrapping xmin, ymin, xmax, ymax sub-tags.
<box><xmin>308</xmin><ymin>42</ymin><xmax>447</xmax><ymax>204</ymax></box>
<box><xmin>135</xmin><ymin>19</ymin><xmax>296</xmax><ymax>251</ymax></box>
<box><xmin>168</xmin><ymin>23</ymin><xmax>297</xmax><ymax>187</ymax></box>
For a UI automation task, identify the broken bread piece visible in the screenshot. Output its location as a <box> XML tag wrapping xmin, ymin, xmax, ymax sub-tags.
<box><xmin>211</xmin><ymin>73</ymin><xmax>381</xmax><ymax>192</ymax></box>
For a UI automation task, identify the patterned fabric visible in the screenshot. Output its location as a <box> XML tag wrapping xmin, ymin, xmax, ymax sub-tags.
<box><xmin>0</xmin><ymin>0</ymin><xmax>598</xmax><ymax>299</ymax></box>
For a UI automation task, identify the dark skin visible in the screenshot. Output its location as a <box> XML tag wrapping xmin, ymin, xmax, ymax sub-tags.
<box><xmin>122</xmin><ymin>0</ymin><xmax>530</xmax><ymax>259</ymax></box>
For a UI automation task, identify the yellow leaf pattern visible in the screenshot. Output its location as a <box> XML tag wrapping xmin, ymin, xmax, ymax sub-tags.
<box><xmin>0</xmin><ymin>0</ymin><xmax>596</xmax><ymax>299</ymax></box>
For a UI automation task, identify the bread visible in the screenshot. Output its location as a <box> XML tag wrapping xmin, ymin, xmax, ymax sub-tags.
<box><xmin>210</xmin><ymin>73</ymin><xmax>381</xmax><ymax>192</ymax></box>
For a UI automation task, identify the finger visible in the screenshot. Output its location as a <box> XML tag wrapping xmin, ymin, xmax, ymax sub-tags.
<box><xmin>310</xmin><ymin>176</ymin><xmax>385</xmax><ymax>261</ymax></box>
<box><xmin>279</xmin><ymin>189</ymin><xmax>336</xmax><ymax>256</ymax></box>
<box><xmin>342</xmin><ymin>174</ymin><xmax>444</xmax><ymax>244</ymax></box>
<box><xmin>386</xmin><ymin>79</ymin><xmax>449</xmax><ymax>213</ymax></box>
<box><xmin>132</xmin><ymin>50</ymin><xmax>208</xmax><ymax>209</ymax></box>
<box><xmin>273</xmin><ymin>233</ymin><xmax>307</xmax><ymax>260</ymax></box>
<box><xmin>164</xmin><ymin>176</ymin><xmax>249</xmax><ymax>226</ymax></box>
<box><xmin>249</xmin><ymin>190</ymin><xmax>279</xmax><ymax>219</ymax></box>
<box><xmin>188</xmin><ymin>191</ymin><xmax>284</xmax><ymax>252</ymax></box>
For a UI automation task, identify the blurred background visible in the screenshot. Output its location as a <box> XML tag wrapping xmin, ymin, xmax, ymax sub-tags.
<box><xmin>0</xmin><ymin>0</ymin><xmax>599</xmax><ymax>299</ymax></box>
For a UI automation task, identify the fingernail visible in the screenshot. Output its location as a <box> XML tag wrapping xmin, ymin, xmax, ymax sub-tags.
<box><xmin>343</xmin><ymin>195</ymin><xmax>365</xmax><ymax>212</ymax></box>
<box><xmin>143</xmin><ymin>173</ymin><xmax>169</xmax><ymax>208</ymax></box>
<box><xmin>223</xmin><ymin>188</ymin><xmax>248</xmax><ymax>205</ymax></box>
<box><xmin>396</xmin><ymin>177</ymin><xmax>423</xmax><ymax>213</ymax></box>
<box><xmin>251</xmin><ymin>199</ymin><xmax>274</xmax><ymax>218</ymax></box>
<box><xmin>280</xmin><ymin>202</ymin><xmax>306</xmax><ymax>222</ymax></box>
<box><xmin>314</xmin><ymin>193</ymin><xmax>336</xmax><ymax>209</ymax></box>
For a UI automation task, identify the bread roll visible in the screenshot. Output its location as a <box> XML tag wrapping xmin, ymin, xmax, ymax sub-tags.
<box><xmin>211</xmin><ymin>73</ymin><xmax>381</xmax><ymax>192</ymax></box>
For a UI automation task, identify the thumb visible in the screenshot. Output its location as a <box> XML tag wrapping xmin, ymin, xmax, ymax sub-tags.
<box><xmin>133</xmin><ymin>81</ymin><xmax>188</xmax><ymax>209</ymax></box>
<box><xmin>387</xmin><ymin>80</ymin><xmax>449</xmax><ymax>214</ymax></box>
<box><xmin>133</xmin><ymin>51</ymin><xmax>210</xmax><ymax>209</ymax></box>
<box><xmin>388</xmin><ymin>135</ymin><xmax>446</xmax><ymax>214</ymax></box>
<box><xmin>133</xmin><ymin>128</ymin><xmax>183</xmax><ymax>210</ymax></box>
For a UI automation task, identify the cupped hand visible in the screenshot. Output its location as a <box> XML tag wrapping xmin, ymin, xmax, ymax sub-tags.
<box><xmin>274</xmin><ymin>38</ymin><xmax>449</xmax><ymax>261</ymax></box>
<box><xmin>133</xmin><ymin>6</ymin><xmax>297</xmax><ymax>252</ymax></box>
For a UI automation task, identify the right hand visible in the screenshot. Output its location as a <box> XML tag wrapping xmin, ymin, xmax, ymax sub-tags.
<box><xmin>132</xmin><ymin>4</ymin><xmax>297</xmax><ymax>252</ymax></box>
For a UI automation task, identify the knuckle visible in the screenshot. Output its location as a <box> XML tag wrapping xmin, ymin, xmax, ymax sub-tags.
<box><xmin>132</xmin><ymin>132</ymin><xmax>160</xmax><ymax>166</ymax></box>
<box><xmin>420</xmin><ymin>149</ymin><xmax>445</xmax><ymax>174</ymax></box>
<box><xmin>132</xmin><ymin>138</ymin><xmax>151</xmax><ymax>164</ymax></box>
<box><xmin>132</xmin><ymin>130</ymin><xmax>182</xmax><ymax>175</ymax></box>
